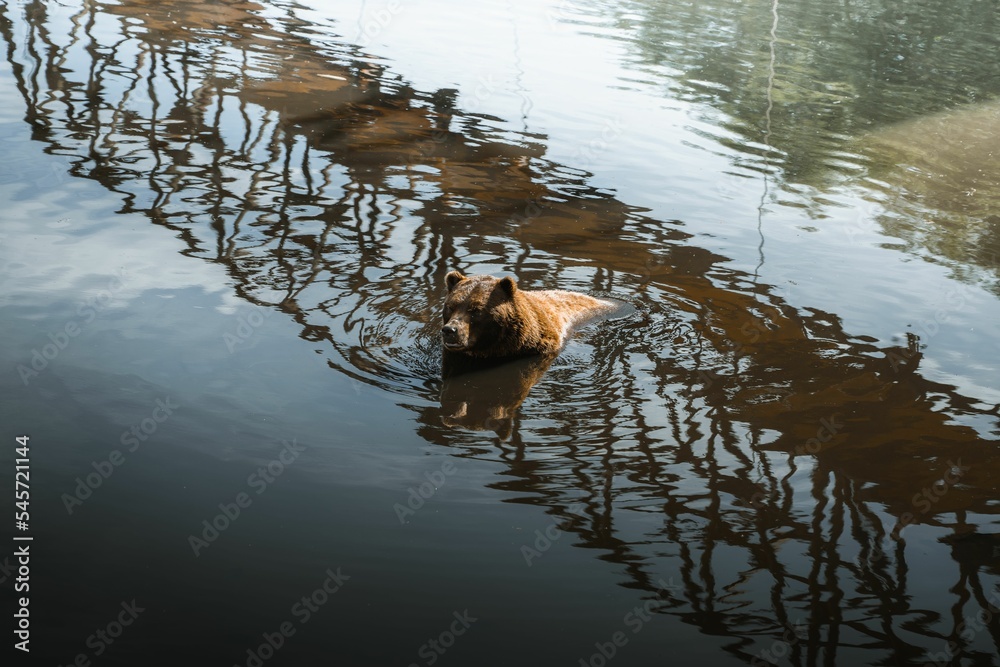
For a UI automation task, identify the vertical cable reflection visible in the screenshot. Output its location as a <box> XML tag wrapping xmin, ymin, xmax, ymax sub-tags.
<box><xmin>755</xmin><ymin>0</ymin><xmax>779</xmax><ymax>281</ymax></box>
<box><xmin>508</xmin><ymin>0</ymin><xmax>532</xmax><ymax>133</ymax></box>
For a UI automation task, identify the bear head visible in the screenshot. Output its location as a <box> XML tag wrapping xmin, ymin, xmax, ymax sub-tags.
<box><xmin>441</xmin><ymin>271</ymin><xmax>522</xmax><ymax>357</ymax></box>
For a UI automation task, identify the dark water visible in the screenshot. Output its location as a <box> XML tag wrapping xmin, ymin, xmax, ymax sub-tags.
<box><xmin>1</xmin><ymin>0</ymin><xmax>998</xmax><ymax>665</ymax></box>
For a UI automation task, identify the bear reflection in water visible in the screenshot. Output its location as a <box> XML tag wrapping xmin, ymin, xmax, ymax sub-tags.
<box><xmin>440</xmin><ymin>353</ymin><xmax>555</xmax><ymax>440</ymax></box>
<box><xmin>439</xmin><ymin>271</ymin><xmax>615</xmax><ymax>439</ymax></box>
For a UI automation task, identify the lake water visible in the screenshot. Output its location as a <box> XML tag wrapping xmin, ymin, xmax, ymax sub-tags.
<box><xmin>1</xmin><ymin>0</ymin><xmax>998</xmax><ymax>665</ymax></box>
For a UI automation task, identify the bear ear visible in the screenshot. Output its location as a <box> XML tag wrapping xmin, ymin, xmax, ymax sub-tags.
<box><xmin>497</xmin><ymin>276</ymin><xmax>517</xmax><ymax>299</ymax></box>
<box><xmin>445</xmin><ymin>271</ymin><xmax>466</xmax><ymax>292</ymax></box>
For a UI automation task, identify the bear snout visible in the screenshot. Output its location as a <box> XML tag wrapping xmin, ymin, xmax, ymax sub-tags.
<box><xmin>442</xmin><ymin>324</ymin><xmax>466</xmax><ymax>349</ymax></box>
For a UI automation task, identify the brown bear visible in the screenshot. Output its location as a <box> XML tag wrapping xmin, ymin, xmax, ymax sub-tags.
<box><xmin>441</xmin><ymin>271</ymin><xmax>615</xmax><ymax>358</ymax></box>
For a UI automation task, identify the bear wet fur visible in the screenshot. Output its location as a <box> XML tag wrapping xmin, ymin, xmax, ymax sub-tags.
<box><xmin>441</xmin><ymin>271</ymin><xmax>615</xmax><ymax>358</ymax></box>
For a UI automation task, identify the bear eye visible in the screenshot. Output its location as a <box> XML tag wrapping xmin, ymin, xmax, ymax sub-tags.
<box><xmin>469</xmin><ymin>308</ymin><xmax>484</xmax><ymax>319</ymax></box>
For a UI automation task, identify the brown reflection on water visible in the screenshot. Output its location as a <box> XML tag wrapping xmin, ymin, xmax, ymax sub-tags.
<box><xmin>863</xmin><ymin>101</ymin><xmax>1000</xmax><ymax>282</ymax></box>
<box><xmin>3</xmin><ymin>0</ymin><xmax>999</xmax><ymax>663</ymax></box>
<box><xmin>439</xmin><ymin>353</ymin><xmax>556</xmax><ymax>441</ymax></box>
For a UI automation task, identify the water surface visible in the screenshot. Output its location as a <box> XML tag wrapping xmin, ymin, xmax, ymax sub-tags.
<box><xmin>1</xmin><ymin>0</ymin><xmax>998</xmax><ymax>665</ymax></box>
